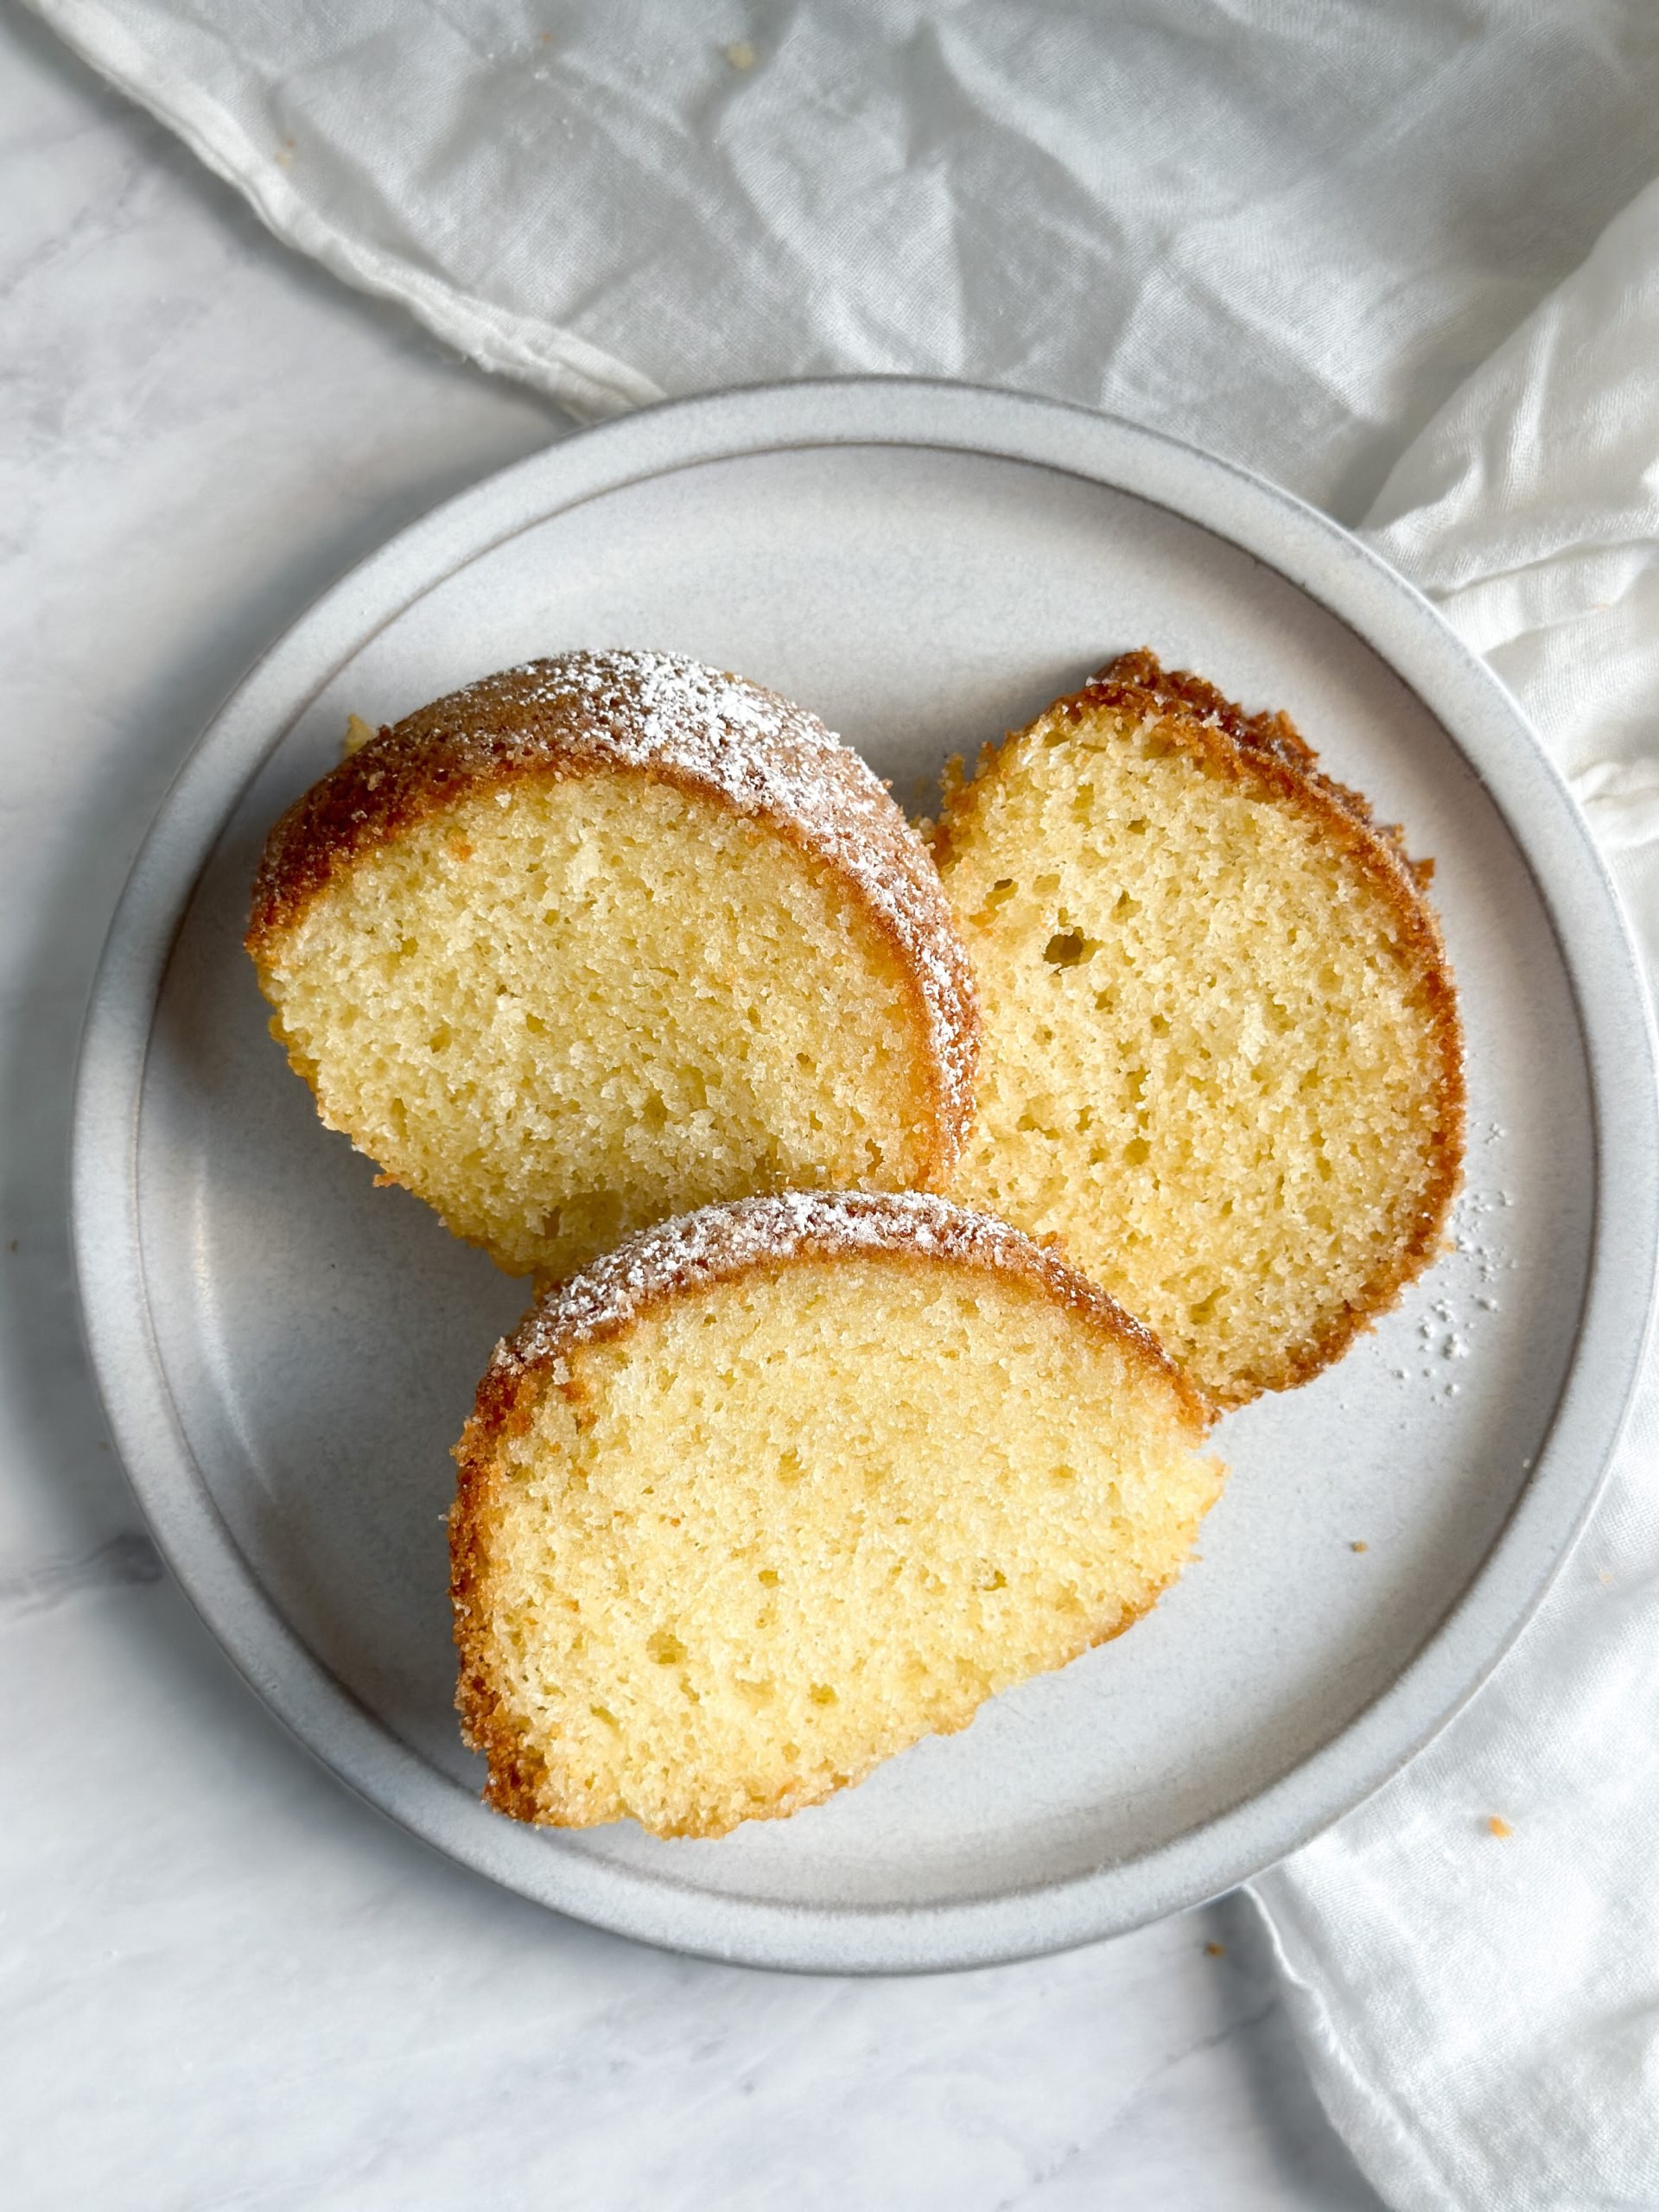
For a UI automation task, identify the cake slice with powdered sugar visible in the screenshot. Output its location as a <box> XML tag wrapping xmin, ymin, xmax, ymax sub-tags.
<box><xmin>451</xmin><ymin>1191</ymin><xmax>1223</xmax><ymax>1839</ymax></box>
<box><xmin>246</xmin><ymin>650</ymin><xmax>979</xmax><ymax>1281</ymax></box>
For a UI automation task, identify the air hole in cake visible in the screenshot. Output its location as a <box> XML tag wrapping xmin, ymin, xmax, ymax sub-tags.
<box><xmin>1044</xmin><ymin>930</ymin><xmax>1090</xmax><ymax>967</ymax></box>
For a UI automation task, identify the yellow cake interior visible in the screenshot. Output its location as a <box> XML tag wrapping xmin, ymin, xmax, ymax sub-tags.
<box><xmin>458</xmin><ymin>1250</ymin><xmax>1221</xmax><ymax>1837</ymax></box>
<box><xmin>938</xmin><ymin>696</ymin><xmax>1458</xmax><ymax>1402</ymax></box>
<box><xmin>255</xmin><ymin>772</ymin><xmax>944</xmax><ymax>1280</ymax></box>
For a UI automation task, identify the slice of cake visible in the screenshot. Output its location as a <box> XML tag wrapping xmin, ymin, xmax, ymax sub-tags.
<box><xmin>931</xmin><ymin>652</ymin><xmax>1464</xmax><ymax>1407</ymax></box>
<box><xmin>246</xmin><ymin>652</ymin><xmax>978</xmax><ymax>1281</ymax></box>
<box><xmin>451</xmin><ymin>1191</ymin><xmax>1222</xmax><ymax>1839</ymax></box>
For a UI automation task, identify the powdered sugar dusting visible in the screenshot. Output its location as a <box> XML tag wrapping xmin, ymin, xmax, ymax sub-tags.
<box><xmin>492</xmin><ymin>1189</ymin><xmax>1196</xmax><ymax>1417</ymax></box>
<box><xmin>451</xmin><ymin>648</ymin><xmax>839</xmax><ymax>797</ymax></box>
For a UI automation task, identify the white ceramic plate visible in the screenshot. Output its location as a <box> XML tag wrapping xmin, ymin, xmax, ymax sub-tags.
<box><xmin>74</xmin><ymin>380</ymin><xmax>1658</xmax><ymax>1973</ymax></box>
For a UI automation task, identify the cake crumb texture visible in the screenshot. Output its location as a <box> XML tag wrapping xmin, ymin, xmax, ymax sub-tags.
<box><xmin>932</xmin><ymin>651</ymin><xmax>1465</xmax><ymax>1405</ymax></box>
<box><xmin>451</xmin><ymin>1192</ymin><xmax>1223</xmax><ymax>1838</ymax></box>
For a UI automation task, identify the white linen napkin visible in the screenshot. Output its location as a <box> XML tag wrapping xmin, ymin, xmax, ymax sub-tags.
<box><xmin>26</xmin><ymin>4</ymin><xmax>1659</xmax><ymax>2202</ymax></box>
<box><xmin>27</xmin><ymin>0</ymin><xmax>1659</xmax><ymax>520</ymax></box>
<box><xmin>1252</xmin><ymin>176</ymin><xmax>1659</xmax><ymax>2212</ymax></box>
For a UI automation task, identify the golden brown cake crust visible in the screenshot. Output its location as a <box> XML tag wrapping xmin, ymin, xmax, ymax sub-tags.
<box><xmin>450</xmin><ymin>1191</ymin><xmax>1216</xmax><ymax>1827</ymax></box>
<box><xmin>246</xmin><ymin>651</ymin><xmax>980</xmax><ymax>1185</ymax></box>
<box><xmin>461</xmin><ymin>1187</ymin><xmax>1214</xmax><ymax>1445</ymax></box>
<box><xmin>931</xmin><ymin>651</ymin><xmax>1466</xmax><ymax>1401</ymax></box>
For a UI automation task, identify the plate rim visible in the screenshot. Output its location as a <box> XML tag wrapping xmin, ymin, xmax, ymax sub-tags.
<box><xmin>72</xmin><ymin>376</ymin><xmax>1659</xmax><ymax>1973</ymax></box>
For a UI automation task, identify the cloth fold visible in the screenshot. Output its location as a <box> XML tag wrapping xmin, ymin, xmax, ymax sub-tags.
<box><xmin>29</xmin><ymin>0</ymin><xmax>1659</xmax><ymax>517</ymax></box>
<box><xmin>1250</xmin><ymin>172</ymin><xmax>1659</xmax><ymax>2212</ymax></box>
<box><xmin>26</xmin><ymin>4</ymin><xmax>1659</xmax><ymax>2202</ymax></box>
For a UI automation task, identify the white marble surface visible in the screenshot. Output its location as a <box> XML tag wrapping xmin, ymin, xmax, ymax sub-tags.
<box><xmin>0</xmin><ymin>14</ymin><xmax>1384</xmax><ymax>2205</ymax></box>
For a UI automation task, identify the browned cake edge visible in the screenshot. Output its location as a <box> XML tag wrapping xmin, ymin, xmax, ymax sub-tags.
<box><xmin>245</xmin><ymin>651</ymin><xmax>981</xmax><ymax>1186</ymax></box>
<box><xmin>930</xmin><ymin>649</ymin><xmax>1467</xmax><ymax>1403</ymax></box>
<box><xmin>450</xmin><ymin>1189</ymin><xmax>1218</xmax><ymax>1833</ymax></box>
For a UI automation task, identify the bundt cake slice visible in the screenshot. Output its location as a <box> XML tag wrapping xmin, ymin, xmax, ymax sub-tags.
<box><xmin>451</xmin><ymin>1192</ymin><xmax>1222</xmax><ymax>1839</ymax></box>
<box><xmin>931</xmin><ymin>652</ymin><xmax>1464</xmax><ymax>1407</ymax></box>
<box><xmin>246</xmin><ymin>652</ymin><xmax>977</xmax><ymax>1281</ymax></box>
